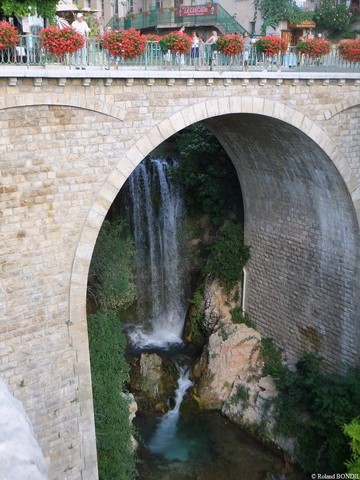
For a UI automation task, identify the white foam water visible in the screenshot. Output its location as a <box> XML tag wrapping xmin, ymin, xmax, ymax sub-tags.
<box><xmin>126</xmin><ymin>157</ymin><xmax>189</xmax><ymax>349</ymax></box>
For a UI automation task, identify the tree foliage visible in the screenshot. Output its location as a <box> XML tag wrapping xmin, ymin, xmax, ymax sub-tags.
<box><xmin>203</xmin><ymin>223</ymin><xmax>250</xmax><ymax>289</ymax></box>
<box><xmin>89</xmin><ymin>218</ymin><xmax>136</xmax><ymax>311</ymax></box>
<box><xmin>88</xmin><ymin>310</ymin><xmax>137</xmax><ymax>480</ymax></box>
<box><xmin>259</xmin><ymin>0</ymin><xmax>310</xmax><ymax>33</ymax></box>
<box><xmin>313</xmin><ymin>0</ymin><xmax>356</xmax><ymax>41</ymax></box>
<box><xmin>171</xmin><ymin>124</ymin><xmax>243</xmax><ymax>226</ymax></box>
<box><xmin>267</xmin><ymin>351</ymin><xmax>360</xmax><ymax>473</ymax></box>
<box><xmin>344</xmin><ymin>418</ymin><xmax>360</xmax><ymax>474</ymax></box>
<box><xmin>0</xmin><ymin>0</ymin><xmax>57</xmax><ymax>19</ymax></box>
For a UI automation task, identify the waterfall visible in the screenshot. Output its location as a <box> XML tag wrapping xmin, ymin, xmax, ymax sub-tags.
<box><xmin>126</xmin><ymin>156</ymin><xmax>189</xmax><ymax>349</ymax></box>
<box><xmin>148</xmin><ymin>366</ymin><xmax>193</xmax><ymax>461</ymax></box>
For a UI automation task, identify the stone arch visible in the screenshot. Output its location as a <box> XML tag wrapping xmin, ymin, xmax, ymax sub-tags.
<box><xmin>71</xmin><ymin>95</ymin><xmax>358</xmax><ymax>287</ymax></box>
<box><xmin>0</xmin><ymin>91</ymin><xmax>125</xmax><ymax>121</ymax></box>
<box><xmin>68</xmin><ymin>95</ymin><xmax>359</xmax><ymax>458</ymax></box>
<box><xmin>324</xmin><ymin>95</ymin><xmax>360</xmax><ymax>120</ymax></box>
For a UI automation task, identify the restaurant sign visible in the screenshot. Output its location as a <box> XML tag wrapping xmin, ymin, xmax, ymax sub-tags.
<box><xmin>178</xmin><ymin>5</ymin><xmax>218</xmax><ymax>16</ymax></box>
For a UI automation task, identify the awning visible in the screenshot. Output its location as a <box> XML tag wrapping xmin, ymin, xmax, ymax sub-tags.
<box><xmin>56</xmin><ymin>3</ymin><xmax>79</xmax><ymax>13</ymax></box>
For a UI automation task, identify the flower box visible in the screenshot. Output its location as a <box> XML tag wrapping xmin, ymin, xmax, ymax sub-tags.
<box><xmin>255</xmin><ymin>36</ymin><xmax>287</xmax><ymax>56</ymax></box>
<box><xmin>216</xmin><ymin>34</ymin><xmax>243</xmax><ymax>56</ymax></box>
<box><xmin>296</xmin><ymin>38</ymin><xmax>332</xmax><ymax>58</ymax></box>
<box><xmin>159</xmin><ymin>31</ymin><xmax>192</xmax><ymax>54</ymax></box>
<box><xmin>39</xmin><ymin>26</ymin><xmax>84</xmax><ymax>56</ymax></box>
<box><xmin>0</xmin><ymin>21</ymin><xmax>20</xmax><ymax>50</ymax></box>
<box><xmin>101</xmin><ymin>28</ymin><xmax>146</xmax><ymax>59</ymax></box>
<box><xmin>337</xmin><ymin>39</ymin><xmax>360</xmax><ymax>63</ymax></box>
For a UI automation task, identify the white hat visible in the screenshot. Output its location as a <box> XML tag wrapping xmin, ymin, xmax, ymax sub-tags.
<box><xmin>77</xmin><ymin>13</ymin><xmax>83</xmax><ymax>18</ymax></box>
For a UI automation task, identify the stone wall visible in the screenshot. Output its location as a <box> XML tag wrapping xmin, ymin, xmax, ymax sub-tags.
<box><xmin>0</xmin><ymin>72</ymin><xmax>359</xmax><ymax>479</ymax></box>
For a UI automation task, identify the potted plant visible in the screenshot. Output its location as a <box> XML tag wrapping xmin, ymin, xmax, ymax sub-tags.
<box><xmin>337</xmin><ymin>38</ymin><xmax>360</xmax><ymax>63</ymax></box>
<box><xmin>296</xmin><ymin>38</ymin><xmax>332</xmax><ymax>58</ymax></box>
<box><xmin>39</xmin><ymin>26</ymin><xmax>84</xmax><ymax>56</ymax></box>
<box><xmin>159</xmin><ymin>31</ymin><xmax>192</xmax><ymax>54</ymax></box>
<box><xmin>254</xmin><ymin>35</ymin><xmax>287</xmax><ymax>56</ymax></box>
<box><xmin>0</xmin><ymin>21</ymin><xmax>20</xmax><ymax>50</ymax></box>
<box><xmin>101</xmin><ymin>28</ymin><xmax>146</xmax><ymax>59</ymax></box>
<box><xmin>216</xmin><ymin>34</ymin><xmax>243</xmax><ymax>56</ymax></box>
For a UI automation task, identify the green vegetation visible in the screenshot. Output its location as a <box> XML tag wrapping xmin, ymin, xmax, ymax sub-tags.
<box><xmin>260</xmin><ymin>342</ymin><xmax>360</xmax><ymax>474</ymax></box>
<box><xmin>203</xmin><ymin>223</ymin><xmax>250</xmax><ymax>290</ymax></box>
<box><xmin>87</xmin><ymin>218</ymin><xmax>138</xmax><ymax>479</ymax></box>
<box><xmin>313</xmin><ymin>0</ymin><xmax>358</xmax><ymax>41</ymax></box>
<box><xmin>259</xmin><ymin>0</ymin><xmax>311</xmax><ymax>34</ymax></box>
<box><xmin>171</xmin><ymin>124</ymin><xmax>243</xmax><ymax>226</ymax></box>
<box><xmin>343</xmin><ymin>418</ymin><xmax>360</xmax><ymax>474</ymax></box>
<box><xmin>88</xmin><ymin>219</ymin><xmax>136</xmax><ymax>311</ymax></box>
<box><xmin>0</xmin><ymin>0</ymin><xmax>57</xmax><ymax>18</ymax></box>
<box><xmin>230</xmin><ymin>307</ymin><xmax>256</xmax><ymax>329</ymax></box>
<box><xmin>230</xmin><ymin>384</ymin><xmax>250</xmax><ymax>407</ymax></box>
<box><xmin>88</xmin><ymin>310</ymin><xmax>137</xmax><ymax>480</ymax></box>
<box><xmin>187</xmin><ymin>288</ymin><xmax>207</xmax><ymax>347</ymax></box>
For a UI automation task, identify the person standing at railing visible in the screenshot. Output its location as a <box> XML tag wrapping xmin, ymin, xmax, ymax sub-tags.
<box><xmin>191</xmin><ymin>31</ymin><xmax>200</xmax><ymax>65</ymax></box>
<box><xmin>72</xmin><ymin>13</ymin><xmax>90</xmax><ymax>69</ymax></box>
<box><xmin>205</xmin><ymin>30</ymin><xmax>218</xmax><ymax>67</ymax></box>
<box><xmin>242</xmin><ymin>31</ymin><xmax>252</xmax><ymax>71</ymax></box>
<box><xmin>176</xmin><ymin>25</ymin><xmax>186</xmax><ymax>65</ymax></box>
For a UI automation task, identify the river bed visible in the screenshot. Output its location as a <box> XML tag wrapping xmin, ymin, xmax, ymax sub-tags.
<box><xmin>134</xmin><ymin>411</ymin><xmax>306</xmax><ymax>480</ymax></box>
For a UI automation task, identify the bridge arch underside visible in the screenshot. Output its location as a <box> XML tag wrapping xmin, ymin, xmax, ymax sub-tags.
<box><xmin>203</xmin><ymin>113</ymin><xmax>359</xmax><ymax>371</ymax></box>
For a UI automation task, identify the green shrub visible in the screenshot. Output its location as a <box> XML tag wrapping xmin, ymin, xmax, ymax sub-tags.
<box><xmin>89</xmin><ymin>219</ymin><xmax>136</xmax><ymax>311</ymax></box>
<box><xmin>88</xmin><ymin>310</ymin><xmax>137</xmax><ymax>479</ymax></box>
<box><xmin>230</xmin><ymin>307</ymin><xmax>256</xmax><ymax>329</ymax></box>
<box><xmin>268</xmin><ymin>351</ymin><xmax>360</xmax><ymax>473</ymax></box>
<box><xmin>344</xmin><ymin>418</ymin><xmax>360</xmax><ymax>474</ymax></box>
<box><xmin>203</xmin><ymin>223</ymin><xmax>250</xmax><ymax>289</ymax></box>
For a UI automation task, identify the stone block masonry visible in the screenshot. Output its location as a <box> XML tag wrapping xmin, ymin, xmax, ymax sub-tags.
<box><xmin>0</xmin><ymin>71</ymin><xmax>359</xmax><ymax>479</ymax></box>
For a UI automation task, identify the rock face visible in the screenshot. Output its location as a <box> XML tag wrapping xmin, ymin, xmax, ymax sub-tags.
<box><xmin>0</xmin><ymin>378</ymin><xmax>48</xmax><ymax>480</ymax></box>
<box><xmin>193</xmin><ymin>279</ymin><xmax>279</xmax><ymax>434</ymax></box>
<box><xmin>130</xmin><ymin>353</ymin><xmax>177</xmax><ymax>413</ymax></box>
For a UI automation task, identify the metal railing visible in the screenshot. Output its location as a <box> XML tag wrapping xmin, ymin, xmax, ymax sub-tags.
<box><xmin>0</xmin><ymin>38</ymin><xmax>359</xmax><ymax>72</ymax></box>
<box><xmin>107</xmin><ymin>3</ymin><xmax>248</xmax><ymax>36</ymax></box>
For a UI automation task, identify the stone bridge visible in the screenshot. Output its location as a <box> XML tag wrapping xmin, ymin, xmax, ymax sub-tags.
<box><xmin>0</xmin><ymin>68</ymin><xmax>359</xmax><ymax>479</ymax></box>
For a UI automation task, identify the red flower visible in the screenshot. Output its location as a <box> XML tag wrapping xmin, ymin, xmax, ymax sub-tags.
<box><xmin>216</xmin><ymin>34</ymin><xmax>243</xmax><ymax>56</ymax></box>
<box><xmin>0</xmin><ymin>21</ymin><xmax>20</xmax><ymax>50</ymax></box>
<box><xmin>159</xmin><ymin>32</ymin><xmax>192</xmax><ymax>54</ymax></box>
<box><xmin>255</xmin><ymin>36</ymin><xmax>287</xmax><ymax>56</ymax></box>
<box><xmin>337</xmin><ymin>39</ymin><xmax>360</xmax><ymax>63</ymax></box>
<box><xmin>296</xmin><ymin>39</ymin><xmax>332</xmax><ymax>58</ymax></box>
<box><xmin>144</xmin><ymin>34</ymin><xmax>161</xmax><ymax>43</ymax></box>
<box><xmin>101</xmin><ymin>28</ymin><xmax>146</xmax><ymax>59</ymax></box>
<box><xmin>39</xmin><ymin>26</ymin><xmax>84</xmax><ymax>56</ymax></box>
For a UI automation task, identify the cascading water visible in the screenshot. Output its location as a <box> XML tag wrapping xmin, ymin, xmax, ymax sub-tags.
<box><xmin>148</xmin><ymin>366</ymin><xmax>193</xmax><ymax>461</ymax></box>
<box><xmin>126</xmin><ymin>156</ymin><xmax>189</xmax><ymax>349</ymax></box>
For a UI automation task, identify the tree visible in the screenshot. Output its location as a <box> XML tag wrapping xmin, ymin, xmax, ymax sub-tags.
<box><xmin>0</xmin><ymin>0</ymin><xmax>57</xmax><ymax>19</ymax></box>
<box><xmin>259</xmin><ymin>0</ymin><xmax>311</xmax><ymax>33</ymax></box>
<box><xmin>313</xmin><ymin>0</ymin><xmax>356</xmax><ymax>41</ymax></box>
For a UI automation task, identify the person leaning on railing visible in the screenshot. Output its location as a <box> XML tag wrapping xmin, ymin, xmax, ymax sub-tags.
<box><xmin>71</xmin><ymin>12</ymin><xmax>90</xmax><ymax>69</ymax></box>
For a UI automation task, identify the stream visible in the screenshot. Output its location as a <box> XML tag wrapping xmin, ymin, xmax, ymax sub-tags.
<box><xmin>123</xmin><ymin>156</ymin><xmax>306</xmax><ymax>480</ymax></box>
